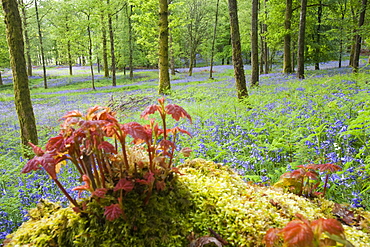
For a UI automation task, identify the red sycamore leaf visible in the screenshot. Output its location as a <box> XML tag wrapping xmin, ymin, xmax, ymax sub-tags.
<box><xmin>317</xmin><ymin>163</ymin><xmax>342</xmax><ymax>173</ymax></box>
<box><xmin>124</xmin><ymin>122</ymin><xmax>150</xmax><ymax>142</ymax></box>
<box><xmin>140</xmin><ymin>104</ymin><xmax>160</xmax><ymax>120</ymax></box>
<box><xmin>98</xmin><ymin>141</ymin><xmax>117</xmax><ymax>154</ymax></box>
<box><xmin>165</xmin><ymin>104</ymin><xmax>192</xmax><ymax>123</ymax></box>
<box><xmin>114</xmin><ymin>178</ymin><xmax>135</xmax><ymax>192</ymax></box>
<box><xmin>264</xmin><ymin>228</ymin><xmax>282</xmax><ymax>247</ymax></box>
<box><xmin>60</xmin><ymin>110</ymin><xmax>82</xmax><ymax>120</ymax></box>
<box><xmin>167</xmin><ymin>127</ymin><xmax>192</xmax><ymax>137</ymax></box>
<box><xmin>104</xmin><ymin>203</ymin><xmax>123</xmax><ymax>221</ymax></box>
<box><xmin>22</xmin><ymin>156</ymin><xmax>43</xmax><ymax>173</ymax></box>
<box><xmin>321</xmin><ymin>218</ymin><xmax>345</xmax><ymax>237</ymax></box>
<box><xmin>136</xmin><ymin>172</ymin><xmax>155</xmax><ymax>185</ymax></box>
<box><xmin>305</xmin><ymin>171</ymin><xmax>319</xmax><ymax>180</ymax></box>
<box><xmin>45</xmin><ymin>135</ymin><xmax>65</xmax><ymax>152</ymax></box>
<box><xmin>28</xmin><ymin>142</ymin><xmax>45</xmax><ymax>156</ymax></box>
<box><xmin>92</xmin><ymin>188</ymin><xmax>108</xmax><ymax>198</ymax></box>
<box><xmin>72</xmin><ymin>174</ymin><xmax>92</xmax><ymax>197</ymax></box>
<box><xmin>282</xmin><ymin>219</ymin><xmax>314</xmax><ymax>247</ymax></box>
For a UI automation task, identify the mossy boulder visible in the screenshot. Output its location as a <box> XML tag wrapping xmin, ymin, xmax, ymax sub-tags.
<box><xmin>5</xmin><ymin>159</ymin><xmax>370</xmax><ymax>246</ymax></box>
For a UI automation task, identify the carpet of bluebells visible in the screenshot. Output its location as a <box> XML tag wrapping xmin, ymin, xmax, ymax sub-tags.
<box><xmin>1</xmin><ymin>63</ymin><xmax>370</xmax><ymax>241</ymax></box>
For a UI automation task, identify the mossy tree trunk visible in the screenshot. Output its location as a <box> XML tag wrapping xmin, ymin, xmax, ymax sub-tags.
<box><xmin>127</xmin><ymin>4</ymin><xmax>134</xmax><ymax>79</ymax></box>
<box><xmin>19</xmin><ymin>0</ymin><xmax>32</xmax><ymax>77</ymax></box>
<box><xmin>209</xmin><ymin>0</ymin><xmax>220</xmax><ymax>80</ymax></box>
<box><xmin>101</xmin><ymin>14</ymin><xmax>109</xmax><ymax>78</ymax></box>
<box><xmin>251</xmin><ymin>0</ymin><xmax>259</xmax><ymax>87</ymax></box>
<box><xmin>297</xmin><ymin>0</ymin><xmax>307</xmax><ymax>79</ymax></box>
<box><xmin>283</xmin><ymin>0</ymin><xmax>293</xmax><ymax>74</ymax></box>
<box><xmin>158</xmin><ymin>0</ymin><xmax>171</xmax><ymax>94</ymax></box>
<box><xmin>227</xmin><ymin>0</ymin><xmax>248</xmax><ymax>99</ymax></box>
<box><xmin>352</xmin><ymin>0</ymin><xmax>368</xmax><ymax>73</ymax></box>
<box><xmin>107</xmin><ymin>0</ymin><xmax>116</xmax><ymax>86</ymax></box>
<box><xmin>2</xmin><ymin>0</ymin><xmax>38</xmax><ymax>152</ymax></box>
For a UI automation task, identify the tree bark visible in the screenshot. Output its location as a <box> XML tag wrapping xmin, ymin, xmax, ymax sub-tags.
<box><xmin>209</xmin><ymin>0</ymin><xmax>220</xmax><ymax>79</ymax></box>
<box><xmin>0</xmin><ymin>71</ymin><xmax>3</xmax><ymax>85</ymax></box>
<box><xmin>35</xmin><ymin>0</ymin><xmax>47</xmax><ymax>88</ymax></box>
<box><xmin>251</xmin><ymin>0</ymin><xmax>259</xmax><ymax>87</ymax></box>
<box><xmin>87</xmin><ymin>15</ymin><xmax>95</xmax><ymax>90</ymax></box>
<box><xmin>101</xmin><ymin>14</ymin><xmax>109</xmax><ymax>78</ymax></box>
<box><xmin>2</xmin><ymin>0</ymin><xmax>38</xmax><ymax>152</ymax></box>
<box><xmin>352</xmin><ymin>0</ymin><xmax>368</xmax><ymax>73</ymax></box>
<box><xmin>127</xmin><ymin>4</ymin><xmax>134</xmax><ymax>79</ymax></box>
<box><xmin>107</xmin><ymin>0</ymin><xmax>116</xmax><ymax>86</ymax></box>
<box><xmin>19</xmin><ymin>0</ymin><xmax>32</xmax><ymax>77</ymax></box>
<box><xmin>158</xmin><ymin>0</ymin><xmax>171</xmax><ymax>94</ymax></box>
<box><xmin>297</xmin><ymin>0</ymin><xmax>307</xmax><ymax>79</ymax></box>
<box><xmin>314</xmin><ymin>1</ymin><xmax>322</xmax><ymax>70</ymax></box>
<box><xmin>227</xmin><ymin>0</ymin><xmax>248</xmax><ymax>99</ymax></box>
<box><xmin>283</xmin><ymin>0</ymin><xmax>293</xmax><ymax>74</ymax></box>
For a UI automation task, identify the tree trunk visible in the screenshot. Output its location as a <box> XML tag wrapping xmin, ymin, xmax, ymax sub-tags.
<box><xmin>170</xmin><ymin>30</ymin><xmax>175</xmax><ymax>76</ymax></box>
<box><xmin>158</xmin><ymin>0</ymin><xmax>171</xmax><ymax>94</ymax></box>
<box><xmin>352</xmin><ymin>0</ymin><xmax>368</xmax><ymax>73</ymax></box>
<box><xmin>251</xmin><ymin>0</ymin><xmax>259</xmax><ymax>87</ymax></box>
<box><xmin>35</xmin><ymin>0</ymin><xmax>47</xmax><ymax>88</ymax></box>
<box><xmin>339</xmin><ymin>3</ymin><xmax>346</xmax><ymax>68</ymax></box>
<box><xmin>262</xmin><ymin>0</ymin><xmax>269</xmax><ymax>74</ymax></box>
<box><xmin>64</xmin><ymin>18</ymin><xmax>73</xmax><ymax>76</ymax></box>
<box><xmin>87</xmin><ymin>15</ymin><xmax>95</xmax><ymax>90</ymax></box>
<box><xmin>107</xmin><ymin>0</ymin><xmax>116</xmax><ymax>86</ymax></box>
<box><xmin>297</xmin><ymin>0</ymin><xmax>307</xmax><ymax>79</ymax></box>
<box><xmin>19</xmin><ymin>0</ymin><xmax>32</xmax><ymax>77</ymax></box>
<box><xmin>127</xmin><ymin>4</ymin><xmax>134</xmax><ymax>79</ymax></box>
<box><xmin>0</xmin><ymin>71</ymin><xmax>3</xmax><ymax>85</ymax></box>
<box><xmin>209</xmin><ymin>0</ymin><xmax>220</xmax><ymax>79</ymax></box>
<box><xmin>314</xmin><ymin>1</ymin><xmax>322</xmax><ymax>70</ymax></box>
<box><xmin>283</xmin><ymin>0</ymin><xmax>293</xmax><ymax>74</ymax></box>
<box><xmin>101</xmin><ymin>14</ymin><xmax>109</xmax><ymax>78</ymax></box>
<box><xmin>2</xmin><ymin>0</ymin><xmax>38</xmax><ymax>153</ymax></box>
<box><xmin>227</xmin><ymin>0</ymin><xmax>248</xmax><ymax>99</ymax></box>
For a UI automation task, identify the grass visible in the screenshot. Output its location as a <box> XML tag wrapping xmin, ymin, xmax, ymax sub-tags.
<box><xmin>0</xmin><ymin>64</ymin><xmax>370</xmax><ymax>242</ymax></box>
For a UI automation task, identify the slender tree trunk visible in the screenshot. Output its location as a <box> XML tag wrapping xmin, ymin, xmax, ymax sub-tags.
<box><xmin>227</xmin><ymin>0</ymin><xmax>248</xmax><ymax>99</ymax></box>
<box><xmin>339</xmin><ymin>4</ymin><xmax>346</xmax><ymax>68</ymax></box>
<box><xmin>283</xmin><ymin>0</ymin><xmax>293</xmax><ymax>74</ymax></box>
<box><xmin>87</xmin><ymin>15</ymin><xmax>95</xmax><ymax>90</ymax></box>
<box><xmin>0</xmin><ymin>71</ymin><xmax>3</xmax><ymax>85</ymax></box>
<box><xmin>297</xmin><ymin>0</ymin><xmax>307</xmax><ymax>79</ymax></box>
<box><xmin>262</xmin><ymin>0</ymin><xmax>269</xmax><ymax>74</ymax></box>
<box><xmin>65</xmin><ymin>18</ymin><xmax>73</xmax><ymax>75</ymax></box>
<box><xmin>314</xmin><ymin>1</ymin><xmax>322</xmax><ymax>70</ymax></box>
<box><xmin>19</xmin><ymin>0</ymin><xmax>32</xmax><ymax>77</ymax></box>
<box><xmin>67</xmin><ymin>40</ymin><xmax>73</xmax><ymax>75</ymax></box>
<box><xmin>251</xmin><ymin>0</ymin><xmax>259</xmax><ymax>87</ymax></box>
<box><xmin>209</xmin><ymin>0</ymin><xmax>220</xmax><ymax>79</ymax></box>
<box><xmin>352</xmin><ymin>0</ymin><xmax>368</xmax><ymax>73</ymax></box>
<box><xmin>107</xmin><ymin>0</ymin><xmax>116</xmax><ymax>86</ymax></box>
<box><xmin>127</xmin><ymin>4</ymin><xmax>134</xmax><ymax>79</ymax></box>
<box><xmin>101</xmin><ymin>14</ymin><xmax>109</xmax><ymax>78</ymax></box>
<box><xmin>158</xmin><ymin>0</ymin><xmax>171</xmax><ymax>94</ymax></box>
<box><xmin>35</xmin><ymin>0</ymin><xmax>47</xmax><ymax>88</ymax></box>
<box><xmin>170</xmin><ymin>31</ymin><xmax>175</xmax><ymax>76</ymax></box>
<box><xmin>2</xmin><ymin>0</ymin><xmax>38</xmax><ymax>153</ymax></box>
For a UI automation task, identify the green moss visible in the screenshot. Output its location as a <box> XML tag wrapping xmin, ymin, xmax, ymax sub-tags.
<box><xmin>5</xmin><ymin>159</ymin><xmax>370</xmax><ymax>246</ymax></box>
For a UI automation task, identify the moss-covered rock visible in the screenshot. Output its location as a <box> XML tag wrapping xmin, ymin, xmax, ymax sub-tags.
<box><xmin>5</xmin><ymin>159</ymin><xmax>370</xmax><ymax>246</ymax></box>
